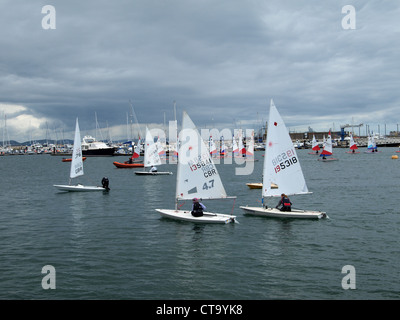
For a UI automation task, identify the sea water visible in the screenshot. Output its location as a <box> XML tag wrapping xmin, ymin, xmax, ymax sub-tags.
<box><xmin>0</xmin><ymin>148</ymin><xmax>399</xmax><ymax>300</ymax></box>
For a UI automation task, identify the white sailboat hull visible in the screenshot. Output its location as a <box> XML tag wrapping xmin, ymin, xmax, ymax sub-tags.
<box><xmin>134</xmin><ymin>171</ymin><xmax>172</xmax><ymax>175</ymax></box>
<box><xmin>155</xmin><ymin>209</ymin><xmax>237</xmax><ymax>224</ymax></box>
<box><xmin>53</xmin><ymin>184</ymin><xmax>106</xmax><ymax>192</ymax></box>
<box><xmin>240</xmin><ymin>206</ymin><xmax>326</xmax><ymax>219</ymax></box>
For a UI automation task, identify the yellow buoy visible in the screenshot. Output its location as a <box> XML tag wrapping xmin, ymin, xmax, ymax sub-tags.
<box><xmin>392</xmin><ymin>155</ymin><xmax>398</xmax><ymax>159</ymax></box>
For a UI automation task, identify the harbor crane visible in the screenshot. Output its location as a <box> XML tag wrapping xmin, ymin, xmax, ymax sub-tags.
<box><xmin>340</xmin><ymin>123</ymin><xmax>363</xmax><ymax>140</ymax></box>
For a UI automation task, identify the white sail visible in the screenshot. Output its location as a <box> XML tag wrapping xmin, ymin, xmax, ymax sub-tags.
<box><xmin>311</xmin><ymin>135</ymin><xmax>320</xmax><ymax>151</ymax></box>
<box><xmin>262</xmin><ymin>100</ymin><xmax>310</xmax><ymax>198</ymax></box>
<box><xmin>247</xmin><ymin>130</ymin><xmax>254</xmax><ymax>156</ymax></box>
<box><xmin>232</xmin><ymin>135</ymin><xmax>239</xmax><ymax>154</ymax></box>
<box><xmin>70</xmin><ymin>118</ymin><xmax>84</xmax><ymax>179</ymax></box>
<box><xmin>349</xmin><ymin>133</ymin><xmax>358</xmax><ymax>150</ymax></box>
<box><xmin>144</xmin><ymin>127</ymin><xmax>162</xmax><ymax>168</ymax></box>
<box><xmin>208</xmin><ymin>136</ymin><xmax>217</xmax><ymax>155</ymax></box>
<box><xmin>220</xmin><ymin>136</ymin><xmax>227</xmax><ymax>155</ymax></box>
<box><xmin>238</xmin><ymin>129</ymin><xmax>245</xmax><ymax>156</ymax></box>
<box><xmin>320</xmin><ymin>131</ymin><xmax>333</xmax><ymax>156</ymax></box>
<box><xmin>176</xmin><ymin>111</ymin><xmax>227</xmax><ymax>201</ymax></box>
<box><xmin>133</xmin><ymin>138</ymin><xmax>141</xmax><ymax>158</ymax></box>
<box><xmin>369</xmin><ymin>134</ymin><xmax>376</xmax><ymax>149</ymax></box>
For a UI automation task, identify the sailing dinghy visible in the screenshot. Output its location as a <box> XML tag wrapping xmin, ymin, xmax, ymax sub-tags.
<box><xmin>345</xmin><ymin>133</ymin><xmax>360</xmax><ymax>154</ymax></box>
<box><xmin>54</xmin><ymin>118</ymin><xmax>107</xmax><ymax>192</ymax></box>
<box><xmin>135</xmin><ymin>127</ymin><xmax>172</xmax><ymax>175</ymax></box>
<box><xmin>364</xmin><ymin>134</ymin><xmax>381</xmax><ymax>153</ymax></box>
<box><xmin>240</xmin><ymin>100</ymin><xmax>326</xmax><ymax>219</ymax></box>
<box><xmin>113</xmin><ymin>140</ymin><xmax>144</xmax><ymax>168</ymax></box>
<box><xmin>308</xmin><ymin>135</ymin><xmax>320</xmax><ymax>155</ymax></box>
<box><xmin>318</xmin><ymin>131</ymin><xmax>338</xmax><ymax>161</ymax></box>
<box><xmin>155</xmin><ymin>111</ymin><xmax>237</xmax><ymax>224</ymax></box>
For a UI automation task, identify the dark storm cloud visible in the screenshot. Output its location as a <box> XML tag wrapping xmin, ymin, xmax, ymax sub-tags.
<box><xmin>1</xmin><ymin>0</ymin><xmax>400</xmax><ymax>141</ymax></box>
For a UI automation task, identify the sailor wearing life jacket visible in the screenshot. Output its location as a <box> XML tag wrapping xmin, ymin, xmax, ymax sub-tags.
<box><xmin>276</xmin><ymin>193</ymin><xmax>292</xmax><ymax>211</ymax></box>
<box><xmin>101</xmin><ymin>177</ymin><xmax>110</xmax><ymax>191</ymax></box>
<box><xmin>191</xmin><ymin>198</ymin><xmax>206</xmax><ymax>217</ymax></box>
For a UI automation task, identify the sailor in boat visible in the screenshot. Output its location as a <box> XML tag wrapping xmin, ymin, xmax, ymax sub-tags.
<box><xmin>191</xmin><ymin>198</ymin><xmax>206</xmax><ymax>217</ymax></box>
<box><xmin>276</xmin><ymin>193</ymin><xmax>292</xmax><ymax>212</ymax></box>
<box><xmin>101</xmin><ymin>177</ymin><xmax>110</xmax><ymax>191</ymax></box>
<box><xmin>149</xmin><ymin>165</ymin><xmax>158</xmax><ymax>173</ymax></box>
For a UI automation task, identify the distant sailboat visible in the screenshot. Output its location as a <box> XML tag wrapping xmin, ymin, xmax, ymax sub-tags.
<box><xmin>365</xmin><ymin>134</ymin><xmax>381</xmax><ymax>153</ymax></box>
<box><xmin>346</xmin><ymin>133</ymin><xmax>360</xmax><ymax>154</ymax></box>
<box><xmin>308</xmin><ymin>135</ymin><xmax>320</xmax><ymax>155</ymax></box>
<box><xmin>232</xmin><ymin>134</ymin><xmax>239</xmax><ymax>156</ymax></box>
<box><xmin>113</xmin><ymin>138</ymin><xmax>144</xmax><ymax>168</ymax></box>
<box><xmin>318</xmin><ymin>131</ymin><xmax>338</xmax><ymax>161</ymax></box>
<box><xmin>135</xmin><ymin>127</ymin><xmax>172</xmax><ymax>175</ymax></box>
<box><xmin>240</xmin><ymin>100</ymin><xmax>326</xmax><ymax>219</ymax></box>
<box><xmin>133</xmin><ymin>138</ymin><xmax>141</xmax><ymax>158</ymax></box>
<box><xmin>219</xmin><ymin>136</ymin><xmax>227</xmax><ymax>158</ymax></box>
<box><xmin>54</xmin><ymin>118</ymin><xmax>108</xmax><ymax>192</ymax></box>
<box><xmin>156</xmin><ymin>111</ymin><xmax>237</xmax><ymax>223</ymax></box>
<box><xmin>209</xmin><ymin>136</ymin><xmax>218</xmax><ymax>156</ymax></box>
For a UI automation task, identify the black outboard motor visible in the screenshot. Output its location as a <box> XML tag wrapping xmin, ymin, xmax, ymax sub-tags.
<box><xmin>101</xmin><ymin>177</ymin><xmax>110</xmax><ymax>191</ymax></box>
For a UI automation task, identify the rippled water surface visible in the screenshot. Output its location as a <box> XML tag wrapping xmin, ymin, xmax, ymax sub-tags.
<box><xmin>1</xmin><ymin>148</ymin><xmax>399</xmax><ymax>299</ymax></box>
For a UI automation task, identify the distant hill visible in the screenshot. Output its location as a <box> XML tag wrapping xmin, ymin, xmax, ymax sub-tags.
<box><xmin>8</xmin><ymin>139</ymin><xmax>74</xmax><ymax>146</ymax></box>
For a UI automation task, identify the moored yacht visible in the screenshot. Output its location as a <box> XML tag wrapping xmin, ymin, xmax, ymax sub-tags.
<box><xmin>81</xmin><ymin>135</ymin><xmax>115</xmax><ymax>156</ymax></box>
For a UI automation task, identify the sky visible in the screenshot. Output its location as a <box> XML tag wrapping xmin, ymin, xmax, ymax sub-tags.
<box><xmin>1</xmin><ymin>0</ymin><xmax>400</xmax><ymax>143</ymax></box>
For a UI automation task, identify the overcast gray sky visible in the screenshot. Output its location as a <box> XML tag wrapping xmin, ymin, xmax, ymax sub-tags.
<box><xmin>1</xmin><ymin>0</ymin><xmax>399</xmax><ymax>142</ymax></box>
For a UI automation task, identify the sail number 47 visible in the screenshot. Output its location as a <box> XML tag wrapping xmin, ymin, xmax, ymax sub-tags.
<box><xmin>274</xmin><ymin>156</ymin><xmax>298</xmax><ymax>173</ymax></box>
<box><xmin>203</xmin><ymin>179</ymin><xmax>215</xmax><ymax>190</ymax></box>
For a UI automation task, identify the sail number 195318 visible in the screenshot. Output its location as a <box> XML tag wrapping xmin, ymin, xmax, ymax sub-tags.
<box><xmin>274</xmin><ymin>156</ymin><xmax>298</xmax><ymax>173</ymax></box>
<box><xmin>272</xmin><ymin>149</ymin><xmax>298</xmax><ymax>174</ymax></box>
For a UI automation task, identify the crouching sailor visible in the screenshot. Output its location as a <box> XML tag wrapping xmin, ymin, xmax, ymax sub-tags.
<box><xmin>191</xmin><ymin>198</ymin><xmax>205</xmax><ymax>217</ymax></box>
<box><xmin>101</xmin><ymin>177</ymin><xmax>110</xmax><ymax>191</ymax></box>
<box><xmin>276</xmin><ymin>193</ymin><xmax>292</xmax><ymax>211</ymax></box>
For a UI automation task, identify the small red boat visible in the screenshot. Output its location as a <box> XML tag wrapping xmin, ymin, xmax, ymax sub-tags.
<box><xmin>62</xmin><ymin>157</ymin><xmax>86</xmax><ymax>162</ymax></box>
<box><xmin>113</xmin><ymin>161</ymin><xmax>144</xmax><ymax>168</ymax></box>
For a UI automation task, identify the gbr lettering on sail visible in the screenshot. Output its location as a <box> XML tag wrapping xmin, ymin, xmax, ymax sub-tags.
<box><xmin>189</xmin><ymin>152</ymin><xmax>217</xmax><ymax>178</ymax></box>
<box><xmin>272</xmin><ymin>148</ymin><xmax>298</xmax><ymax>174</ymax></box>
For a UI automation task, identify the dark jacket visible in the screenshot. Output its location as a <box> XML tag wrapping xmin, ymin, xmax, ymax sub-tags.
<box><xmin>191</xmin><ymin>202</ymin><xmax>206</xmax><ymax>217</ymax></box>
<box><xmin>276</xmin><ymin>197</ymin><xmax>292</xmax><ymax>211</ymax></box>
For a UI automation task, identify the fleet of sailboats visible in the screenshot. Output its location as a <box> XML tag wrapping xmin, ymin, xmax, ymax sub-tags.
<box><xmin>49</xmin><ymin>99</ymin><xmax>392</xmax><ymax>222</ymax></box>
